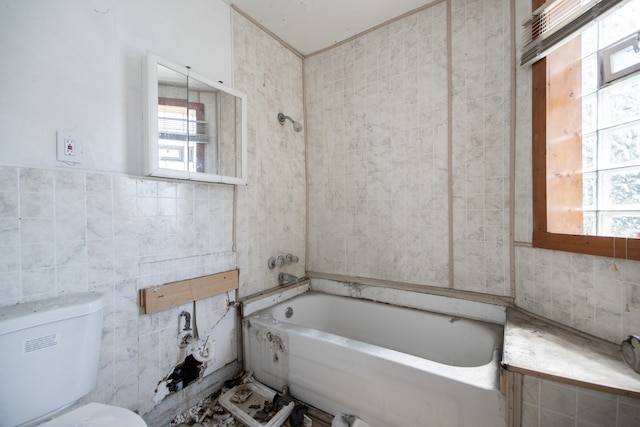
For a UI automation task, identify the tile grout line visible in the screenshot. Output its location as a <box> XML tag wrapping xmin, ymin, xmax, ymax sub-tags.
<box><xmin>447</xmin><ymin>0</ymin><xmax>454</xmax><ymax>289</ymax></box>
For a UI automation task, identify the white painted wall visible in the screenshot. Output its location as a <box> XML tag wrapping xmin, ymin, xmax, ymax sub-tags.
<box><xmin>0</xmin><ymin>0</ymin><xmax>231</xmax><ymax>175</ymax></box>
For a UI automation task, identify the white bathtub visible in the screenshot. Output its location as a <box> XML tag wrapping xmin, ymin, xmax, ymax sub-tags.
<box><xmin>242</xmin><ymin>291</ymin><xmax>505</xmax><ymax>427</ymax></box>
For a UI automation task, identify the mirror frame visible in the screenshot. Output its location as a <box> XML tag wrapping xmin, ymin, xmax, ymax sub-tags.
<box><xmin>143</xmin><ymin>52</ymin><xmax>247</xmax><ymax>185</ymax></box>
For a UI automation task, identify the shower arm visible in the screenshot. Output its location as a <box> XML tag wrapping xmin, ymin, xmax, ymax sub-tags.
<box><xmin>277</xmin><ymin>112</ymin><xmax>303</xmax><ymax>132</ymax></box>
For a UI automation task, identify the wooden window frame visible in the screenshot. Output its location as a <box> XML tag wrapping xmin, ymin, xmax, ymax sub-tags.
<box><xmin>531</xmin><ymin>0</ymin><xmax>640</xmax><ymax>261</ymax></box>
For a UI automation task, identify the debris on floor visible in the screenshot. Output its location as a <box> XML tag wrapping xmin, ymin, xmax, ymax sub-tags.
<box><xmin>219</xmin><ymin>380</ymin><xmax>295</xmax><ymax>426</ymax></box>
<box><xmin>168</xmin><ymin>372</ymin><xmax>330</xmax><ymax>427</ymax></box>
<box><xmin>330</xmin><ymin>414</ymin><xmax>372</xmax><ymax>427</ymax></box>
<box><xmin>169</xmin><ymin>390</ymin><xmax>235</xmax><ymax>427</ymax></box>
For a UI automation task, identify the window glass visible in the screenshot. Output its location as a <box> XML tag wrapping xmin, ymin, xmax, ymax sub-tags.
<box><xmin>582</xmin><ymin>93</ymin><xmax>598</xmax><ymax>135</ymax></box>
<box><xmin>582</xmin><ymin>133</ymin><xmax>597</xmax><ymax>170</ymax></box>
<box><xmin>599</xmin><ymin>121</ymin><xmax>640</xmax><ymax>169</ymax></box>
<box><xmin>609</xmin><ymin>45</ymin><xmax>640</xmax><ymax>75</ymax></box>
<box><xmin>582</xmin><ymin>173</ymin><xmax>597</xmax><ymax>211</ymax></box>
<box><xmin>581</xmin><ymin>53</ymin><xmax>598</xmax><ymax>94</ymax></box>
<box><xmin>545</xmin><ymin>1</ymin><xmax>640</xmax><ymax>239</ymax></box>
<box><xmin>599</xmin><ymin>167</ymin><xmax>640</xmax><ymax>209</ymax></box>
<box><xmin>598</xmin><ymin>0</ymin><xmax>640</xmax><ymax>47</ymax></box>
<box><xmin>598</xmin><ymin>76</ymin><xmax>640</xmax><ymax>129</ymax></box>
<box><xmin>531</xmin><ymin>0</ymin><xmax>640</xmax><ymax>259</ymax></box>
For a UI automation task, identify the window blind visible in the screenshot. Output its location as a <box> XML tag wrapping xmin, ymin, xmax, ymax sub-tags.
<box><xmin>521</xmin><ymin>0</ymin><xmax>626</xmax><ymax>66</ymax></box>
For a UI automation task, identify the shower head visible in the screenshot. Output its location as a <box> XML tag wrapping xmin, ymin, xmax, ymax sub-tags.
<box><xmin>278</xmin><ymin>112</ymin><xmax>303</xmax><ymax>133</ymax></box>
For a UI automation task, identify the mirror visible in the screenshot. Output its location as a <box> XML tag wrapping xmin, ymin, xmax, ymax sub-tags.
<box><xmin>143</xmin><ymin>53</ymin><xmax>247</xmax><ymax>184</ymax></box>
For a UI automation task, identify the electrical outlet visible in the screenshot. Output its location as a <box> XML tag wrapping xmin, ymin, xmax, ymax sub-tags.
<box><xmin>57</xmin><ymin>130</ymin><xmax>82</xmax><ymax>163</ymax></box>
<box><xmin>64</xmin><ymin>138</ymin><xmax>76</xmax><ymax>156</ymax></box>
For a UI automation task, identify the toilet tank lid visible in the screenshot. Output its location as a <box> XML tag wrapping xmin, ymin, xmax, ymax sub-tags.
<box><xmin>0</xmin><ymin>292</ymin><xmax>104</xmax><ymax>336</ymax></box>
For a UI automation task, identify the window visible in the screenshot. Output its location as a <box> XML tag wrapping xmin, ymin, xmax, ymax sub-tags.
<box><xmin>531</xmin><ymin>0</ymin><xmax>640</xmax><ymax>260</ymax></box>
<box><xmin>157</xmin><ymin>98</ymin><xmax>207</xmax><ymax>173</ymax></box>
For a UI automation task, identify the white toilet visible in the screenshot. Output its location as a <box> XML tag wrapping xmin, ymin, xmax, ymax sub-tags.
<box><xmin>0</xmin><ymin>293</ymin><xmax>147</xmax><ymax>427</ymax></box>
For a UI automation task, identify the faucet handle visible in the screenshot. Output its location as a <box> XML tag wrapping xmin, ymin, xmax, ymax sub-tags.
<box><xmin>268</xmin><ymin>254</ymin><xmax>297</xmax><ymax>269</ymax></box>
<box><xmin>285</xmin><ymin>254</ymin><xmax>299</xmax><ymax>264</ymax></box>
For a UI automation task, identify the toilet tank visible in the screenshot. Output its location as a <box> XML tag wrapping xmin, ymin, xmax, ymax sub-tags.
<box><xmin>0</xmin><ymin>293</ymin><xmax>104</xmax><ymax>427</ymax></box>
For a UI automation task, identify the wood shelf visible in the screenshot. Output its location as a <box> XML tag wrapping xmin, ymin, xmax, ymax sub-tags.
<box><xmin>139</xmin><ymin>269</ymin><xmax>239</xmax><ymax>314</ymax></box>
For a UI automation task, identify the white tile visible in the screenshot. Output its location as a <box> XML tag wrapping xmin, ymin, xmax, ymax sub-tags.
<box><xmin>19</xmin><ymin>168</ymin><xmax>53</xmax><ymax>192</ymax></box>
<box><xmin>0</xmin><ymin>219</ymin><xmax>19</xmax><ymax>245</ymax></box>
<box><xmin>0</xmin><ymin>192</ymin><xmax>19</xmax><ymax>218</ymax></box>
<box><xmin>86</xmin><ymin>194</ymin><xmax>113</xmax><ymax>217</ymax></box>
<box><xmin>21</xmin><ymin>243</ymin><xmax>55</xmax><ymax>270</ymax></box>
<box><xmin>20</xmin><ymin>218</ymin><xmax>54</xmax><ymax>244</ymax></box>
<box><xmin>540</xmin><ymin>380</ymin><xmax>577</xmax><ymax>417</ymax></box>
<box><xmin>136</xmin><ymin>179</ymin><xmax>157</xmax><ymax>197</ymax></box>
<box><xmin>56</xmin><ymin>240</ymin><xmax>87</xmax><ymax>266</ymax></box>
<box><xmin>113</xmin><ymin>195</ymin><xmax>136</xmax><ymax>217</ymax></box>
<box><xmin>0</xmin><ymin>166</ymin><xmax>18</xmax><ymax>191</ymax></box>
<box><xmin>86</xmin><ymin>173</ymin><xmax>112</xmax><ymax>193</ymax></box>
<box><xmin>113</xmin><ymin>176</ymin><xmax>137</xmax><ymax>196</ymax></box>
<box><xmin>87</xmin><ymin>261</ymin><xmax>114</xmax><ymax>287</ymax></box>
<box><xmin>157</xmin><ymin>181</ymin><xmax>176</xmax><ymax>198</ymax></box>
<box><xmin>87</xmin><ymin>216</ymin><xmax>113</xmax><ymax>240</ymax></box>
<box><xmin>618</xmin><ymin>397</ymin><xmax>640</xmax><ymax>427</ymax></box>
<box><xmin>55</xmin><ymin>191</ymin><xmax>86</xmax><ymax>217</ymax></box>
<box><xmin>87</xmin><ymin>238</ymin><xmax>114</xmax><ymax>264</ymax></box>
<box><xmin>577</xmin><ymin>388</ymin><xmax>617</xmax><ymax>426</ymax></box>
<box><xmin>0</xmin><ymin>271</ymin><xmax>20</xmax><ymax>302</ymax></box>
<box><xmin>22</xmin><ymin>267</ymin><xmax>56</xmax><ymax>296</ymax></box>
<box><xmin>521</xmin><ymin>402</ymin><xmax>540</xmax><ymax>427</ymax></box>
<box><xmin>54</xmin><ymin>170</ymin><xmax>85</xmax><ymax>191</ymax></box>
<box><xmin>56</xmin><ymin>264</ymin><xmax>88</xmax><ymax>291</ymax></box>
<box><xmin>20</xmin><ymin>192</ymin><xmax>54</xmax><ymax>218</ymax></box>
<box><xmin>522</xmin><ymin>376</ymin><xmax>540</xmax><ymax>405</ymax></box>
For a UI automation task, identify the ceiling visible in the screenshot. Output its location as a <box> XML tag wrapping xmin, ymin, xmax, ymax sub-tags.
<box><xmin>222</xmin><ymin>0</ymin><xmax>433</xmax><ymax>56</ymax></box>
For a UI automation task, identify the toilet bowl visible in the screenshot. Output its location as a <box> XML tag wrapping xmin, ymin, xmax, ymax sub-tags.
<box><xmin>41</xmin><ymin>403</ymin><xmax>146</xmax><ymax>427</ymax></box>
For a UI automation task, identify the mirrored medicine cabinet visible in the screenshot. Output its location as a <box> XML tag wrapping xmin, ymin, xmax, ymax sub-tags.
<box><xmin>143</xmin><ymin>52</ymin><xmax>247</xmax><ymax>184</ymax></box>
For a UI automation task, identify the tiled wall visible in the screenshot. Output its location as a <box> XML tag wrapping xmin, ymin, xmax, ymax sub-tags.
<box><xmin>305</xmin><ymin>2</ymin><xmax>450</xmax><ymax>286</ymax></box>
<box><xmin>0</xmin><ymin>165</ymin><xmax>238</xmax><ymax>415</ymax></box>
<box><xmin>450</xmin><ymin>0</ymin><xmax>511</xmax><ymax>295</ymax></box>
<box><xmin>232</xmin><ymin>11</ymin><xmax>307</xmax><ymax>298</ymax></box>
<box><xmin>305</xmin><ymin>0</ymin><xmax>511</xmax><ymax>296</ymax></box>
<box><xmin>521</xmin><ymin>375</ymin><xmax>640</xmax><ymax>427</ymax></box>
<box><xmin>515</xmin><ymin>246</ymin><xmax>640</xmax><ymax>344</ymax></box>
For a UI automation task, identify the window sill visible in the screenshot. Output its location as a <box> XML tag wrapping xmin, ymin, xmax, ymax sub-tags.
<box><xmin>502</xmin><ymin>308</ymin><xmax>640</xmax><ymax>399</ymax></box>
<box><xmin>533</xmin><ymin>230</ymin><xmax>640</xmax><ymax>261</ymax></box>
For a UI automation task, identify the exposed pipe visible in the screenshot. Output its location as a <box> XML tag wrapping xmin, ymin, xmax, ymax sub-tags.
<box><xmin>185</xmin><ymin>335</ymin><xmax>215</xmax><ymax>363</ymax></box>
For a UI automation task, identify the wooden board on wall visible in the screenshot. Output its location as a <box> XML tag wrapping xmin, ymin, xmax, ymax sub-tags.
<box><xmin>139</xmin><ymin>269</ymin><xmax>239</xmax><ymax>314</ymax></box>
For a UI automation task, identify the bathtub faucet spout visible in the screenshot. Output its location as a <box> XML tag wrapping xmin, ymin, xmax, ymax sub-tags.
<box><xmin>278</xmin><ymin>273</ymin><xmax>300</xmax><ymax>285</ymax></box>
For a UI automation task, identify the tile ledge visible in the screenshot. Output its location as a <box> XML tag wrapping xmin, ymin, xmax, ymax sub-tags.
<box><xmin>239</xmin><ymin>279</ymin><xmax>310</xmax><ymax>317</ymax></box>
<box><xmin>502</xmin><ymin>308</ymin><xmax>640</xmax><ymax>399</ymax></box>
<box><xmin>307</xmin><ymin>271</ymin><xmax>514</xmax><ymax>307</ymax></box>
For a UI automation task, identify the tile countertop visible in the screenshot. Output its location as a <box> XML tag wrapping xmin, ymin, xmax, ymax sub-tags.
<box><xmin>502</xmin><ymin>308</ymin><xmax>640</xmax><ymax>399</ymax></box>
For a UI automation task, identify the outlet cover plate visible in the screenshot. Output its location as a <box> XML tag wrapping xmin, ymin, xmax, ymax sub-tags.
<box><xmin>56</xmin><ymin>130</ymin><xmax>82</xmax><ymax>163</ymax></box>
